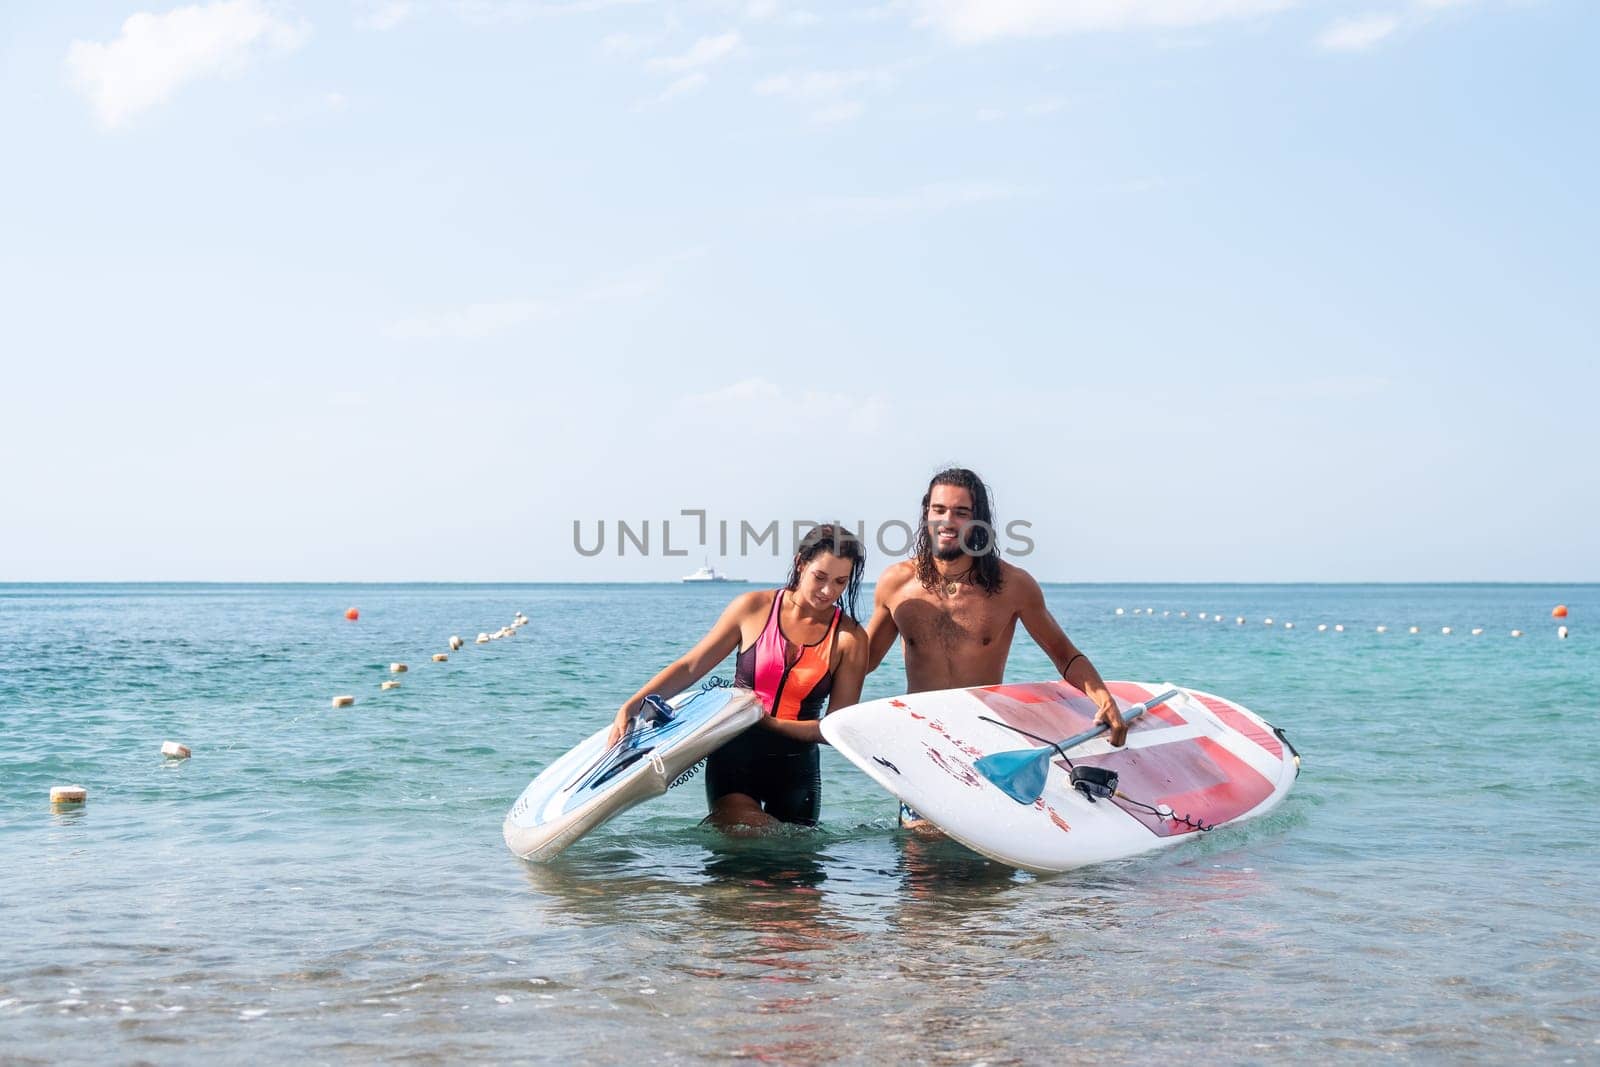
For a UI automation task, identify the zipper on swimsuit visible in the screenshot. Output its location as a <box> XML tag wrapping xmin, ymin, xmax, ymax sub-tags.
<box><xmin>770</xmin><ymin>659</ymin><xmax>797</xmax><ymax>718</ymax></box>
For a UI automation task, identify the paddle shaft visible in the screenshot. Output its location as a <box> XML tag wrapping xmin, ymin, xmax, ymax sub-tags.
<box><xmin>1047</xmin><ymin>687</ymin><xmax>1182</xmax><ymax>753</ymax></box>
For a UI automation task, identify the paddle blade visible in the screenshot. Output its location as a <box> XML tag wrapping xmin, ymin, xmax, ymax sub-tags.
<box><xmin>974</xmin><ymin>747</ymin><xmax>1052</xmax><ymax>804</ymax></box>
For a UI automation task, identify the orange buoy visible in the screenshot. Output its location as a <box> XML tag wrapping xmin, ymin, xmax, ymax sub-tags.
<box><xmin>344</xmin><ymin>607</ymin><xmax>360</xmax><ymax>621</ymax></box>
<box><xmin>1552</xmin><ymin>604</ymin><xmax>1568</xmax><ymax>618</ymax></box>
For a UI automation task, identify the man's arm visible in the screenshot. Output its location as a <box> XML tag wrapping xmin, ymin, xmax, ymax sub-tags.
<box><xmin>864</xmin><ymin>567</ymin><xmax>903</xmax><ymax>674</ymax></box>
<box><xmin>1015</xmin><ymin>570</ymin><xmax>1127</xmax><ymax>746</ymax></box>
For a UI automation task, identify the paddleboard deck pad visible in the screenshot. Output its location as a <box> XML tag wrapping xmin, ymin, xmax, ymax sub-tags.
<box><xmin>503</xmin><ymin>684</ymin><xmax>763</xmax><ymax>862</ymax></box>
<box><xmin>821</xmin><ymin>680</ymin><xmax>1299</xmax><ymax>873</ymax></box>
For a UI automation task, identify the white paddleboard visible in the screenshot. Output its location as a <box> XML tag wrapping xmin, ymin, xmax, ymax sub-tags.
<box><xmin>503</xmin><ymin>684</ymin><xmax>763</xmax><ymax>862</ymax></box>
<box><xmin>820</xmin><ymin>679</ymin><xmax>1299</xmax><ymax>874</ymax></box>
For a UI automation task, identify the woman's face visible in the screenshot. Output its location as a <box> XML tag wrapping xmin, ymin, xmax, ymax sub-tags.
<box><xmin>794</xmin><ymin>551</ymin><xmax>854</xmax><ymax>610</ymax></box>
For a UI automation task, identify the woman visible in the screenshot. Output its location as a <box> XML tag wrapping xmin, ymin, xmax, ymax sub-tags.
<box><xmin>608</xmin><ymin>524</ymin><xmax>868</xmax><ymax>830</ymax></box>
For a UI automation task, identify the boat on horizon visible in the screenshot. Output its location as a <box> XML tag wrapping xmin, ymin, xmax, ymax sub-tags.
<box><xmin>681</xmin><ymin>559</ymin><xmax>745</xmax><ymax>583</ymax></box>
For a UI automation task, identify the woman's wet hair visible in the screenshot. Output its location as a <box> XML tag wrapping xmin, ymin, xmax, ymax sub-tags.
<box><xmin>914</xmin><ymin>467</ymin><xmax>1004</xmax><ymax>594</ymax></box>
<box><xmin>785</xmin><ymin>523</ymin><xmax>867</xmax><ymax>620</ymax></box>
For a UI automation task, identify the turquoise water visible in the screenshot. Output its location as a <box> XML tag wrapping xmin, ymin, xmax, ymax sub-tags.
<box><xmin>2</xmin><ymin>583</ymin><xmax>1595</xmax><ymax>1063</ymax></box>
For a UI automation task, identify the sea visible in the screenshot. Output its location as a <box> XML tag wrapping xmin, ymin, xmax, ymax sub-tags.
<box><xmin>1</xmin><ymin>582</ymin><xmax>1595</xmax><ymax>1064</ymax></box>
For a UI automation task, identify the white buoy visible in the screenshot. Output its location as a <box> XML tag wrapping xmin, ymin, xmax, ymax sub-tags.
<box><xmin>390</xmin><ymin>663</ymin><xmax>408</xmax><ymax>673</ymax></box>
<box><xmin>1471</xmin><ymin>628</ymin><xmax>1483</xmax><ymax>636</ymax></box>
<box><xmin>449</xmin><ymin>636</ymin><xmax>464</xmax><ymax>651</ymax></box>
<box><xmin>1145</xmin><ymin>608</ymin><xmax>1153</xmax><ymax>615</ymax></box>
<box><xmin>332</xmin><ymin>695</ymin><xmax>355</xmax><ymax>708</ymax></box>
<box><xmin>50</xmin><ymin>785</ymin><xmax>87</xmax><ymax>806</ymax></box>
<box><xmin>161</xmin><ymin>741</ymin><xmax>190</xmax><ymax>760</ymax></box>
<box><xmin>1179</xmin><ymin>611</ymin><xmax>1188</xmax><ymax>618</ymax></box>
<box><xmin>1441</xmin><ymin>627</ymin><xmax>1452</xmax><ymax>635</ymax></box>
<box><xmin>1558</xmin><ymin>625</ymin><xmax>1569</xmax><ymax>639</ymax></box>
<box><xmin>1163</xmin><ymin>610</ymin><xmax>1170</xmax><ymax>617</ymax></box>
<box><xmin>1317</xmin><ymin>624</ymin><xmax>1328</xmax><ymax>632</ymax></box>
<box><xmin>1284</xmin><ymin>622</ymin><xmax>1294</xmax><ymax>629</ymax></box>
<box><xmin>1376</xmin><ymin>626</ymin><xmax>1387</xmax><ymax>634</ymax></box>
<box><xmin>1115</xmin><ymin>608</ymin><xmax>1125</xmax><ymax>615</ymax></box>
<box><xmin>381</xmin><ymin>680</ymin><xmax>401</xmax><ymax>690</ymax></box>
<box><xmin>433</xmin><ymin>653</ymin><xmax>448</xmax><ymax>662</ymax></box>
<box><xmin>1264</xmin><ymin>618</ymin><xmax>1273</xmax><ymax>625</ymax></box>
<box><xmin>477</xmin><ymin>633</ymin><xmax>490</xmax><ymax>644</ymax></box>
<box><xmin>1236</xmin><ymin>617</ymin><xmax>1245</xmax><ymax>625</ymax></box>
<box><xmin>1198</xmin><ymin>613</ymin><xmax>1208</xmax><ymax>620</ymax></box>
<box><xmin>1214</xmin><ymin>615</ymin><xmax>1223</xmax><ymax>623</ymax></box>
<box><xmin>1409</xmin><ymin>626</ymin><xmax>1420</xmax><ymax>635</ymax></box>
<box><xmin>1511</xmin><ymin>629</ymin><xmax>1523</xmax><ymax>638</ymax></box>
<box><xmin>1334</xmin><ymin>624</ymin><xmax>1344</xmax><ymax>632</ymax></box>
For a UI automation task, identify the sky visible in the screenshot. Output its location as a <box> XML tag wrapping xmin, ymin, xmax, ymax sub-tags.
<box><xmin>0</xmin><ymin>0</ymin><xmax>1594</xmax><ymax>583</ymax></box>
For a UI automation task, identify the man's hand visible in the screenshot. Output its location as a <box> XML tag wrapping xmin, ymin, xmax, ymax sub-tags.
<box><xmin>1094</xmin><ymin>703</ymin><xmax>1128</xmax><ymax>747</ymax></box>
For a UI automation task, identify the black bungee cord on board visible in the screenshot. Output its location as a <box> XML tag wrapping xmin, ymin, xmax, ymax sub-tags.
<box><xmin>977</xmin><ymin>714</ymin><xmax>1214</xmax><ymax>833</ymax></box>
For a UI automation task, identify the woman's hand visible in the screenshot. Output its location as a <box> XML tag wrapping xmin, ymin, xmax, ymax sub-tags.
<box><xmin>605</xmin><ymin>704</ymin><xmax>634</xmax><ymax>747</ymax></box>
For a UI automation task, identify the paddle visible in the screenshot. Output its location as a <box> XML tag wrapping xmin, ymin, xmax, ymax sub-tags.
<box><xmin>975</xmin><ymin>688</ymin><xmax>1183</xmax><ymax>805</ymax></box>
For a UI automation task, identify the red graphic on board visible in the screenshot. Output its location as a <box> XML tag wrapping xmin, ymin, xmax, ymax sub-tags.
<box><xmin>922</xmin><ymin>743</ymin><xmax>982</xmax><ymax>789</ymax></box>
<box><xmin>1189</xmin><ymin>692</ymin><xmax>1282</xmax><ymax>758</ymax></box>
<box><xmin>973</xmin><ymin>681</ymin><xmax>1101</xmax><ymax>741</ymax></box>
<box><xmin>1067</xmin><ymin>736</ymin><xmax>1272</xmax><ymax>838</ymax></box>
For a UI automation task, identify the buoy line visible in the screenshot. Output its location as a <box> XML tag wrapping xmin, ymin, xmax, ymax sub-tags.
<box><xmin>1113</xmin><ymin>607</ymin><xmax>1570</xmax><ymax>642</ymax></box>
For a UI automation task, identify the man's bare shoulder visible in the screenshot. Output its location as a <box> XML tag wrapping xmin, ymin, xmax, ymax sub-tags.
<box><xmin>996</xmin><ymin>560</ymin><xmax>1045</xmax><ymax>605</ymax></box>
<box><xmin>873</xmin><ymin>561</ymin><xmax>920</xmax><ymax>602</ymax></box>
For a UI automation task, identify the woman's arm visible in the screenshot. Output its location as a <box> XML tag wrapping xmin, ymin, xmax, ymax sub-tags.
<box><xmin>606</xmin><ymin>592</ymin><xmax>757</xmax><ymax>745</ymax></box>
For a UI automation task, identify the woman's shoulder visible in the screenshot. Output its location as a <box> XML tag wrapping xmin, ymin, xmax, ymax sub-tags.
<box><xmin>834</xmin><ymin>613</ymin><xmax>868</xmax><ymax>647</ymax></box>
<box><xmin>728</xmin><ymin>587</ymin><xmax>776</xmax><ymax>612</ymax></box>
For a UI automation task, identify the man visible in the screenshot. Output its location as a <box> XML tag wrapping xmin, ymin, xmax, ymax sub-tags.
<box><xmin>866</xmin><ymin>468</ymin><xmax>1126</xmax><ymax>824</ymax></box>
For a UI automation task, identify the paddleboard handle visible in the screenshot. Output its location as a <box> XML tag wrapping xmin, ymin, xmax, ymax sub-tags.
<box><xmin>639</xmin><ymin>694</ymin><xmax>674</xmax><ymax>727</ymax></box>
<box><xmin>1069</xmin><ymin>765</ymin><xmax>1119</xmax><ymax>803</ymax></box>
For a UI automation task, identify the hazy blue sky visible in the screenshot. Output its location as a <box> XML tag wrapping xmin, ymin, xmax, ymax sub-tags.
<box><xmin>1</xmin><ymin>0</ymin><xmax>1593</xmax><ymax>582</ymax></box>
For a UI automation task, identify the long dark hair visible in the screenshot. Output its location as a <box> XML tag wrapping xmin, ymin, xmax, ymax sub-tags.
<box><xmin>914</xmin><ymin>467</ymin><xmax>1004</xmax><ymax>595</ymax></box>
<box><xmin>785</xmin><ymin>523</ymin><xmax>866</xmax><ymax>620</ymax></box>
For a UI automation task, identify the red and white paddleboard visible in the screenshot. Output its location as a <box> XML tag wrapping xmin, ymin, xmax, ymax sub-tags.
<box><xmin>820</xmin><ymin>680</ymin><xmax>1299</xmax><ymax>873</ymax></box>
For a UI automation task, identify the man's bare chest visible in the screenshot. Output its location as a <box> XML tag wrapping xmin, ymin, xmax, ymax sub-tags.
<box><xmin>893</xmin><ymin>592</ymin><xmax>1017</xmax><ymax>651</ymax></box>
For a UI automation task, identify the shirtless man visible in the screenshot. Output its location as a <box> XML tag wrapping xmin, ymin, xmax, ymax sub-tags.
<box><xmin>866</xmin><ymin>468</ymin><xmax>1126</xmax><ymax>826</ymax></box>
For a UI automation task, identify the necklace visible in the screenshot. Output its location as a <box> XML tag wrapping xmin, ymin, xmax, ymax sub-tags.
<box><xmin>941</xmin><ymin>569</ymin><xmax>973</xmax><ymax>596</ymax></box>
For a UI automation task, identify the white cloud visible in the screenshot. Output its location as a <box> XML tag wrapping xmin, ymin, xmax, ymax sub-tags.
<box><xmin>646</xmin><ymin>32</ymin><xmax>741</xmax><ymax>74</ymax></box>
<box><xmin>451</xmin><ymin>0</ymin><xmax>648</xmax><ymax>20</ymax></box>
<box><xmin>812</xmin><ymin>99</ymin><xmax>865</xmax><ymax>124</ymax></box>
<box><xmin>659</xmin><ymin>72</ymin><xmax>709</xmax><ymax>100</ymax></box>
<box><xmin>386</xmin><ymin>250</ymin><xmax>701</xmax><ymax>341</ymax></box>
<box><xmin>600</xmin><ymin>31</ymin><xmax>656</xmax><ymax>57</ymax></box>
<box><xmin>1317</xmin><ymin>12</ymin><xmax>1401</xmax><ymax>51</ymax></box>
<box><xmin>356</xmin><ymin>0</ymin><xmax>418</xmax><ymax>30</ymax></box>
<box><xmin>682</xmin><ymin>378</ymin><xmax>886</xmax><ymax>436</ymax></box>
<box><xmin>756</xmin><ymin>66</ymin><xmax>894</xmax><ymax>123</ymax></box>
<box><xmin>386</xmin><ymin>299</ymin><xmax>552</xmax><ymax>341</ymax></box>
<box><xmin>814</xmin><ymin>180</ymin><xmax>1033</xmax><ymax>217</ymax></box>
<box><xmin>755</xmin><ymin>68</ymin><xmax>892</xmax><ymax>101</ymax></box>
<box><xmin>66</xmin><ymin>0</ymin><xmax>308</xmax><ymax>128</ymax></box>
<box><xmin>916</xmin><ymin>0</ymin><xmax>1294</xmax><ymax>43</ymax></box>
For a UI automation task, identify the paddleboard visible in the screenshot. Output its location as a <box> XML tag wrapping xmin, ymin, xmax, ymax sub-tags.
<box><xmin>820</xmin><ymin>680</ymin><xmax>1299</xmax><ymax>874</ymax></box>
<box><xmin>503</xmin><ymin>684</ymin><xmax>763</xmax><ymax>862</ymax></box>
